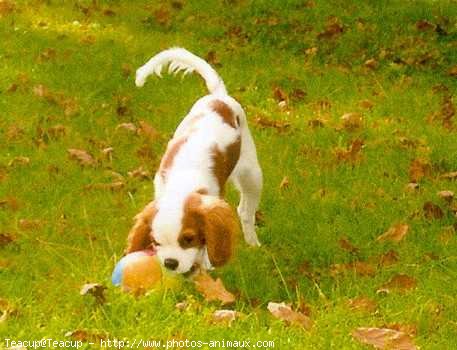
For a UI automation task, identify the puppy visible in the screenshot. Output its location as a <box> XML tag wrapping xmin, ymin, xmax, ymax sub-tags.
<box><xmin>125</xmin><ymin>48</ymin><xmax>262</xmax><ymax>274</ymax></box>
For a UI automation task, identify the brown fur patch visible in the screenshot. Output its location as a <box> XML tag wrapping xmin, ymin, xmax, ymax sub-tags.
<box><xmin>159</xmin><ymin>136</ymin><xmax>187</xmax><ymax>180</ymax></box>
<box><xmin>211</xmin><ymin>100</ymin><xmax>237</xmax><ymax>128</ymax></box>
<box><xmin>179</xmin><ymin>194</ymin><xmax>206</xmax><ymax>249</ymax></box>
<box><xmin>125</xmin><ymin>201</ymin><xmax>157</xmax><ymax>254</ymax></box>
<box><xmin>211</xmin><ymin>137</ymin><xmax>241</xmax><ymax>193</ymax></box>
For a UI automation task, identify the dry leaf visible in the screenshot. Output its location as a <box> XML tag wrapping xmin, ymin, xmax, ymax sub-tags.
<box><xmin>254</xmin><ymin>115</ymin><xmax>290</xmax><ymax>133</ymax></box>
<box><xmin>138</xmin><ymin>120</ymin><xmax>159</xmax><ymax>141</ymax></box>
<box><xmin>317</xmin><ymin>21</ymin><xmax>343</xmax><ymax>40</ymax></box>
<box><xmin>279</xmin><ymin>176</ymin><xmax>289</xmax><ymax>190</ymax></box>
<box><xmin>377</xmin><ymin>274</ymin><xmax>417</xmax><ymax>294</ymax></box>
<box><xmin>290</xmin><ymin>88</ymin><xmax>306</xmax><ymax>102</ymax></box>
<box><xmin>0</xmin><ymin>233</ymin><xmax>15</xmax><ymax>248</ymax></box>
<box><xmin>364</xmin><ymin>58</ymin><xmax>379</xmax><ymax>70</ymax></box>
<box><xmin>437</xmin><ymin>190</ymin><xmax>454</xmax><ymax>203</ymax></box>
<box><xmin>335</xmin><ymin>139</ymin><xmax>364</xmax><ymax>163</ymax></box>
<box><xmin>405</xmin><ymin>182</ymin><xmax>419</xmax><ymax>192</ymax></box>
<box><xmin>205</xmin><ymin>50</ymin><xmax>220</xmax><ymax>66</ymax></box>
<box><xmin>440</xmin><ymin>171</ymin><xmax>457</xmax><ymax>180</ymax></box>
<box><xmin>116</xmin><ymin>123</ymin><xmax>137</xmax><ymax>133</ymax></box>
<box><xmin>0</xmin><ymin>298</ymin><xmax>16</xmax><ymax>323</ymax></box>
<box><xmin>272</xmin><ymin>86</ymin><xmax>287</xmax><ymax>103</ymax></box>
<box><xmin>377</xmin><ymin>223</ymin><xmax>409</xmax><ymax>243</ymax></box>
<box><xmin>47</xmin><ymin>125</ymin><xmax>66</xmax><ymax>139</ymax></box>
<box><xmin>409</xmin><ymin>158</ymin><xmax>431</xmax><ymax>182</ymax></box>
<box><xmin>193</xmin><ymin>273</ymin><xmax>235</xmax><ymax>305</ymax></box>
<box><xmin>267</xmin><ymin>302</ymin><xmax>313</xmax><ymax>330</ymax></box>
<box><xmin>347</xmin><ymin>297</ymin><xmax>377</xmax><ymax>313</ymax></box>
<box><xmin>8</xmin><ymin>156</ymin><xmax>30</xmax><ymax>167</ymax></box>
<box><xmin>153</xmin><ymin>6</ymin><xmax>171</xmax><ymax>26</ymax></box>
<box><xmin>68</xmin><ymin>149</ymin><xmax>95</xmax><ymax>166</ymax></box>
<box><xmin>80</xmin><ymin>283</ymin><xmax>106</xmax><ymax>304</ymax></box>
<box><xmin>0</xmin><ymin>0</ymin><xmax>15</xmax><ymax>16</ymax></box>
<box><xmin>338</xmin><ymin>237</ymin><xmax>359</xmax><ymax>253</ymax></box>
<box><xmin>439</xmin><ymin>226</ymin><xmax>455</xmax><ymax>244</ymax></box>
<box><xmin>18</xmin><ymin>219</ymin><xmax>43</xmax><ymax>230</ymax></box>
<box><xmin>352</xmin><ymin>327</ymin><xmax>417</xmax><ymax>350</ymax></box>
<box><xmin>212</xmin><ymin>310</ymin><xmax>237</xmax><ymax>325</ymax></box>
<box><xmin>330</xmin><ymin>261</ymin><xmax>375</xmax><ymax>277</ymax></box>
<box><xmin>341</xmin><ymin>112</ymin><xmax>363</xmax><ymax>131</ymax></box>
<box><xmin>121</xmin><ymin>63</ymin><xmax>132</xmax><ymax>77</ymax></box>
<box><xmin>128</xmin><ymin>166</ymin><xmax>151</xmax><ymax>180</ymax></box>
<box><xmin>423</xmin><ymin>201</ymin><xmax>444</xmax><ymax>219</ymax></box>
<box><xmin>378</xmin><ymin>250</ymin><xmax>399</xmax><ymax>267</ymax></box>
<box><xmin>359</xmin><ymin>99</ymin><xmax>374</xmax><ymax>109</ymax></box>
<box><xmin>448</xmin><ymin>66</ymin><xmax>457</xmax><ymax>77</ymax></box>
<box><xmin>0</xmin><ymin>196</ymin><xmax>19</xmax><ymax>211</ymax></box>
<box><xmin>65</xmin><ymin>329</ymin><xmax>107</xmax><ymax>342</ymax></box>
<box><xmin>416</xmin><ymin>19</ymin><xmax>435</xmax><ymax>31</ymax></box>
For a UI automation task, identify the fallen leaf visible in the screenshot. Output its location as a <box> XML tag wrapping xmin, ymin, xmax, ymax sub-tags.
<box><xmin>0</xmin><ymin>233</ymin><xmax>15</xmax><ymax>248</ymax></box>
<box><xmin>0</xmin><ymin>197</ymin><xmax>19</xmax><ymax>211</ymax></box>
<box><xmin>38</xmin><ymin>48</ymin><xmax>57</xmax><ymax>62</ymax></box>
<box><xmin>290</xmin><ymin>88</ymin><xmax>306</xmax><ymax>102</ymax></box>
<box><xmin>378</xmin><ymin>250</ymin><xmax>399</xmax><ymax>267</ymax></box>
<box><xmin>267</xmin><ymin>302</ymin><xmax>313</xmax><ymax>330</ymax></box>
<box><xmin>359</xmin><ymin>99</ymin><xmax>374</xmax><ymax>109</ymax></box>
<box><xmin>272</xmin><ymin>86</ymin><xmax>287</xmax><ymax>103</ymax></box>
<box><xmin>341</xmin><ymin>112</ymin><xmax>363</xmax><ymax>130</ymax></box>
<box><xmin>121</xmin><ymin>63</ymin><xmax>132</xmax><ymax>77</ymax></box>
<box><xmin>338</xmin><ymin>237</ymin><xmax>359</xmax><ymax>253</ymax></box>
<box><xmin>440</xmin><ymin>171</ymin><xmax>457</xmax><ymax>180</ymax></box>
<box><xmin>68</xmin><ymin>149</ymin><xmax>96</xmax><ymax>166</ymax></box>
<box><xmin>255</xmin><ymin>210</ymin><xmax>265</xmax><ymax>227</ymax></box>
<box><xmin>335</xmin><ymin>139</ymin><xmax>364</xmax><ymax>163</ymax></box>
<box><xmin>8</xmin><ymin>156</ymin><xmax>30</xmax><ymax>167</ymax></box>
<box><xmin>382</xmin><ymin>323</ymin><xmax>417</xmax><ymax>337</ymax></box>
<box><xmin>193</xmin><ymin>273</ymin><xmax>235</xmax><ymax>305</ymax></box>
<box><xmin>409</xmin><ymin>158</ymin><xmax>431</xmax><ymax>182</ymax></box>
<box><xmin>317</xmin><ymin>20</ymin><xmax>343</xmax><ymax>40</ymax></box>
<box><xmin>254</xmin><ymin>115</ymin><xmax>290</xmax><ymax>133</ymax></box>
<box><xmin>347</xmin><ymin>297</ymin><xmax>377</xmax><ymax>313</ymax></box>
<box><xmin>18</xmin><ymin>219</ymin><xmax>43</xmax><ymax>230</ymax></box>
<box><xmin>47</xmin><ymin>125</ymin><xmax>67</xmax><ymax>139</ymax></box>
<box><xmin>138</xmin><ymin>120</ymin><xmax>159</xmax><ymax>141</ymax></box>
<box><xmin>437</xmin><ymin>190</ymin><xmax>454</xmax><ymax>203</ymax></box>
<box><xmin>377</xmin><ymin>274</ymin><xmax>417</xmax><ymax>294</ymax></box>
<box><xmin>416</xmin><ymin>19</ymin><xmax>435</xmax><ymax>31</ymax></box>
<box><xmin>80</xmin><ymin>283</ymin><xmax>106</xmax><ymax>304</ymax></box>
<box><xmin>405</xmin><ymin>182</ymin><xmax>419</xmax><ymax>192</ymax></box>
<box><xmin>101</xmin><ymin>147</ymin><xmax>114</xmax><ymax>159</ymax></box>
<box><xmin>128</xmin><ymin>166</ymin><xmax>151</xmax><ymax>180</ymax></box>
<box><xmin>364</xmin><ymin>58</ymin><xmax>379</xmax><ymax>70</ymax></box>
<box><xmin>279</xmin><ymin>176</ymin><xmax>289</xmax><ymax>190</ymax></box>
<box><xmin>0</xmin><ymin>298</ymin><xmax>17</xmax><ymax>323</ymax></box>
<box><xmin>212</xmin><ymin>310</ymin><xmax>238</xmax><ymax>325</ymax></box>
<box><xmin>352</xmin><ymin>327</ymin><xmax>417</xmax><ymax>350</ymax></box>
<box><xmin>448</xmin><ymin>66</ymin><xmax>457</xmax><ymax>77</ymax></box>
<box><xmin>423</xmin><ymin>201</ymin><xmax>444</xmax><ymax>219</ymax></box>
<box><xmin>116</xmin><ymin>96</ymin><xmax>131</xmax><ymax>116</ymax></box>
<box><xmin>439</xmin><ymin>226</ymin><xmax>455</xmax><ymax>244</ymax></box>
<box><xmin>0</xmin><ymin>0</ymin><xmax>15</xmax><ymax>17</ymax></box>
<box><xmin>377</xmin><ymin>223</ymin><xmax>409</xmax><ymax>243</ymax></box>
<box><xmin>116</xmin><ymin>122</ymin><xmax>137</xmax><ymax>133</ymax></box>
<box><xmin>330</xmin><ymin>261</ymin><xmax>375</xmax><ymax>277</ymax></box>
<box><xmin>153</xmin><ymin>6</ymin><xmax>171</xmax><ymax>27</ymax></box>
<box><xmin>205</xmin><ymin>50</ymin><xmax>220</xmax><ymax>66</ymax></box>
<box><xmin>65</xmin><ymin>329</ymin><xmax>107</xmax><ymax>342</ymax></box>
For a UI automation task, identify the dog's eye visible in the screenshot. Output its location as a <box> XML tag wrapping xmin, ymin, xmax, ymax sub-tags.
<box><xmin>184</xmin><ymin>235</ymin><xmax>194</xmax><ymax>244</ymax></box>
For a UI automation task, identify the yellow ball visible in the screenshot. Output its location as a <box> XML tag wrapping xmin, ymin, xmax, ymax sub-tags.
<box><xmin>121</xmin><ymin>255</ymin><xmax>162</xmax><ymax>294</ymax></box>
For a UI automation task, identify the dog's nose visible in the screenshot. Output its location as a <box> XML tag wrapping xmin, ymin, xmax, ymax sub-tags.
<box><xmin>164</xmin><ymin>258</ymin><xmax>179</xmax><ymax>271</ymax></box>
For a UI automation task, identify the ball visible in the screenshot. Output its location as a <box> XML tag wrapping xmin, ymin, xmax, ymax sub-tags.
<box><xmin>112</xmin><ymin>249</ymin><xmax>162</xmax><ymax>293</ymax></box>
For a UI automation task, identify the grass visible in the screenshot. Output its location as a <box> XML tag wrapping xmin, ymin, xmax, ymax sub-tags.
<box><xmin>1</xmin><ymin>0</ymin><xmax>457</xmax><ymax>348</ymax></box>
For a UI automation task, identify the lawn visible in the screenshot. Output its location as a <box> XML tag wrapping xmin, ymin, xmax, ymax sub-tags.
<box><xmin>1</xmin><ymin>0</ymin><xmax>457</xmax><ymax>349</ymax></box>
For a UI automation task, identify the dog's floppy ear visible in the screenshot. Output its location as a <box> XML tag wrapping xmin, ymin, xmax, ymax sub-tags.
<box><xmin>202</xmin><ymin>199</ymin><xmax>238</xmax><ymax>267</ymax></box>
<box><xmin>125</xmin><ymin>201</ymin><xmax>157</xmax><ymax>254</ymax></box>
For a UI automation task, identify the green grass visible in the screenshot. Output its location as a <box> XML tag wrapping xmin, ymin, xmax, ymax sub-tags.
<box><xmin>1</xmin><ymin>0</ymin><xmax>457</xmax><ymax>348</ymax></box>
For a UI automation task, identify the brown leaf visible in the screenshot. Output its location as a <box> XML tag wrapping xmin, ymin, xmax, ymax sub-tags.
<box><xmin>440</xmin><ymin>171</ymin><xmax>457</xmax><ymax>180</ymax></box>
<box><xmin>405</xmin><ymin>182</ymin><xmax>419</xmax><ymax>192</ymax></box>
<box><xmin>0</xmin><ymin>0</ymin><xmax>15</xmax><ymax>17</ymax></box>
<box><xmin>338</xmin><ymin>237</ymin><xmax>359</xmax><ymax>253</ymax></box>
<box><xmin>68</xmin><ymin>149</ymin><xmax>95</xmax><ymax>166</ymax></box>
<box><xmin>335</xmin><ymin>139</ymin><xmax>364</xmax><ymax>163</ymax></box>
<box><xmin>317</xmin><ymin>21</ymin><xmax>343</xmax><ymax>40</ymax></box>
<box><xmin>279</xmin><ymin>176</ymin><xmax>289</xmax><ymax>190</ymax></box>
<box><xmin>330</xmin><ymin>261</ymin><xmax>375</xmax><ymax>277</ymax></box>
<box><xmin>347</xmin><ymin>297</ymin><xmax>377</xmax><ymax>313</ymax></box>
<box><xmin>377</xmin><ymin>223</ymin><xmax>409</xmax><ymax>243</ymax></box>
<box><xmin>8</xmin><ymin>156</ymin><xmax>30</xmax><ymax>167</ymax></box>
<box><xmin>138</xmin><ymin>120</ymin><xmax>159</xmax><ymax>141</ymax></box>
<box><xmin>0</xmin><ymin>298</ymin><xmax>17</xmax><ymax>323</ymax></box>
<box><xmin>267</xmin><ymin>302</ymin><xmax>313</xmax><ymax>330</ymax></box>
<box><xmin>364</xmin><ymin>58</ymin><xmax>379</xmax><ymax>70</ymax></box>
<box><xmin>0</xmin><ymin>233</ymin><xmax>15</xmax><ymax>248</ymax></box>
<box><xmin>47</xmin><ymin>125</ymin><xmax>67</xmax><ymax>139</ymax></box>
<box><xmin>448</xmin><ymin>65</ymin><xmax>457</xmax><ymax>77</ymax></box>
<box><xmin>416</xmin><ymin>19</ymin><xmax>435</xmax><ymax>31</ymax></box>
<box><xmin>121</xmin><ymin>63</ymin><xmax>132</xmax><ymax>77</ymax></box>
<box><xmin>377</xmin><ymin>274</ymin><xmax>417</xmax><ymax>294</ymax></box>
<box><xmin>273</xmin><ymin>86</ymin><xmax>287</xmax><ymax>103</ymax></box>
<box><xmin>423</xmin><ymin>201</ymin><xmax>444</xmax><ymax>219</ymax></box>
<box><xmin>193</xmin><ymin>273</ymin><xmax>235</xmax><ymax>305</ymax></box>
<box><xmin>212</xmin><ymin>309</ymin><xmax>238</xmax><ymax>325</ymax></box>
<box><xmin>65</xmin><ymin>329</ymin><xmax>107</xmax><ymax>342</ymax></box>
<box><xmin>0</xmin><ymin>196</ymin><xmax>19</xmax><ymax>211</ymax></box>
<box><xmin>80</xmin><ymin>283</ymin><xmax>107</xmax><ymax>304</ymax></box>
<box><xmin>409</xmin><ymin>158</ymin><xmax>431</xmax><ymax>182</ymax></box>
<box><xmin>359</xmin><ymin>99</ymin><xmax>374</xmax><ymax>109</ymax></box>
<box><xmin>352</xmin><ymin>327</ymin><xmax>417</xmax><ymax>350</ymax></box>
<box><xmin>290</xmin><ymin>88</ymin><xmax>306</xmax><ymax>102</ymax></box>
<box><xmin>378</xmin><ymin>250</ymin><xmax>399</xmax><ymax>267</ymax></box>
<box><xmin>341</xmin><ymin>112</ymin><xmax>363</xmax><ymax>131</ymax></box>
<box><xmin>153</xmin><ymin>6</ymin><xmax>171</xmax><ymax>26</ymax></box>
<box><xmin>382</xmin><ymin>323</ymin><xmax>417</xmax><ymax>337</ymax></box>
<box><xmin>254</xmin><ymin>115</ymin><xmax>290</xmax><ymax>133</ymax></box>
<box><xmin>128</xmin><ymin>166</ymin><xmax>151</xmax><ymax>180</ymax></box>
<box><xmin>116</xmin><ymin>122</ymin><xmax>137</xmax><ymax>133</ymax></box>
<box><xmin>205</xmin><ymin>51</ymin><xmax>220</xmax><ymax>66</ymax></box>
<box><xmin>38</xmin><ymin>48</ymin><xmax>57</xmax><ymax>62</ymax></box>
<box><xmin>18</xmin><ymin>219</ymin><xmax>43</xmax><ymax>230</ymax></box>
<box><xmin>116</xmin><ymin>96</ymin><xmax>131</xmax><ymax>116</ymax></box>
<box><xmin>439</xmin><ymin>226</ymin><xmax>455</xmax><ymax>244</ymax></box>
<box><xmin>437</xmin><ymin>190</ymin><xmax>454</xmax><ymax>203</ymax></box>
<box><xmin>255</xmin><ymin>210</ymin><xmax>265</xmax><ymax>227</ymax></box>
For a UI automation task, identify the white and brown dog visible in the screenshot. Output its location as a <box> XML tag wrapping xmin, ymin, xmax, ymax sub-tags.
<box><xmin>125</xmin><ymin>48</ymin><xmax>262</xmax><ymax>274</ymax></box>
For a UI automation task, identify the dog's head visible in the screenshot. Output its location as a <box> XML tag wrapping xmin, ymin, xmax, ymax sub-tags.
<box><xmin>125</xmin><ymin>193</ymin><xmax>238</xmax><ymax>274</ymax></box>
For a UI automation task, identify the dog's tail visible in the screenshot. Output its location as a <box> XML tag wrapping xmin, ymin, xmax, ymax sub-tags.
<box><xmin>135</xmin><ymin>48</ymin><xmax>227</xmax><ymax>96</ymax></box>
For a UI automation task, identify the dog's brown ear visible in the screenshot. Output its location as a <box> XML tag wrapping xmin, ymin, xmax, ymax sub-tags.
<box><xmin>125</xmin><ymin>201</ymin><xmax>157</xmax><ymax>254</ymax></box>
<box><xmin>202</xmin><ymin>200</ymin><xmax>238</xmax><ymax>267</ymax></box>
